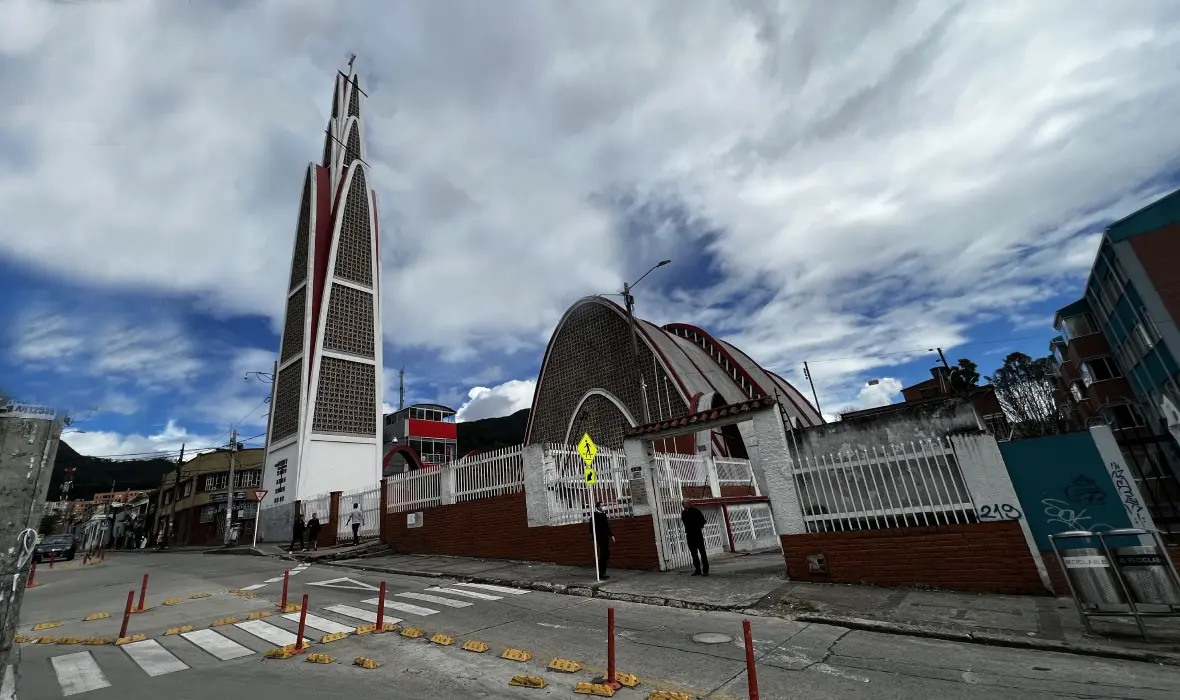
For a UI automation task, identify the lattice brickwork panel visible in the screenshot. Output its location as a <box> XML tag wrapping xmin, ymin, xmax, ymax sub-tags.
<box><xmin>332</xmin><ymin>168</ymin><xmax>374</xmax><ymax>286</ymax></box>
<box><xmin>322</xmin><ymin>283</ymin><xmax>375</xmax><ymax>358</ymax></box>
<box><xmin>288</xmin><ymin>178</ymin><xmax>311</xmax><ymax>289</ymax></box>
<box><xmin>344</xmin><ymin>123</ymin><xmax>361</xmax><ymax>169</ymax></box>
<box><xmin>312</xmin><ymin>356</ymin><xmax>377</xmax><ymax>435</ymax></box>
<box><xmin>271</xmin><ymin>360</ymin><xmax>304</xmax><ymax>442</ymax></box>
<box><xmin>529</xmin><ymin>301</ymin><xmax>688</xmax><ymax>448</ymax></box>
<box><xmin>568</xmin><ymin>393</ymin><xmax>631</xmax><ymax>451</ymax></box>
<box><xmin>280</xmin><ymin>286</ymin><xmax>307</xmax><ymax>362</ymax></box>
<box><xmin>348</xmin><ymin>77</ymin><xmax>360</xmax><ymax>118</ymax></box>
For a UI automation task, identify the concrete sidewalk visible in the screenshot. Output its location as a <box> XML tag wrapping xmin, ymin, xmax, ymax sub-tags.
<box><xmin>324</xmin><ymin>550</ymin><xmax>1180</xmax><ymax>665</ymax></box>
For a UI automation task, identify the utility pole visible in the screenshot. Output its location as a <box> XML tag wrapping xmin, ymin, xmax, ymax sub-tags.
<box><xmin>398</xmin><ymin>367</ymin><xmax>406</xmax><ymax>411</ymax></box>
<box><xmin>224</xmin><ymin>428</ymin><xmax>237</xmax><ymax>545</ymax></box>
<box><xmin>165</xmin><ymin>444</ymin><xmax>184</xmax><ymax>549</ymax></box>
<box><xmin>0</xmin><ymin>407</ymin><xmax>62</xmax><ymax>694</ymax></box>
<box><xmin>802</xmin><ymin>362</ymin><xmax>826</xmax><ymax>424</ymax></box>
<box><xmin>622</xmin><ymin>281</ymin><xmax>652</xmax><ymax>424</ymax></box>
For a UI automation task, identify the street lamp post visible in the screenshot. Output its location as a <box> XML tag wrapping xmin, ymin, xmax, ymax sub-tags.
<box><xmin>621</xmin><ymin>260</ymin><xmax>671</xmax><ymax>424</ymax></box>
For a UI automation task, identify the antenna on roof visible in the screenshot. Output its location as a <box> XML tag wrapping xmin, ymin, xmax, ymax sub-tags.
<box><xmin>399</xmin><ymin>367</ymin><xmax>406</xmax><ymax>412</ymax></box>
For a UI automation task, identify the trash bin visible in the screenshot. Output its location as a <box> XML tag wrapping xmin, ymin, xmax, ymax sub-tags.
<box><xmin>1114</xmin><ymin>546</ymin><xmax>1180</xmax><ymax>606</ymax></box>
<box><xmin>1060</xmin><ymin>547</ymin><xmax>1127</xmax><ymax>607</ymax></box>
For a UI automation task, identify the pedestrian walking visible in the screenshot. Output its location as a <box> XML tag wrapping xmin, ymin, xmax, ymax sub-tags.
<box><xmin>681</xmin><ymin>504</ymin><xmax>709</xmax><ymax>576</ymax></box>
<box><xmin>306</xmin><ymin>513</ymin><xmax>321</xmax><ymax>551</ymax></box>
<box><xmin>291</xmin><ymin>513</ymin><xmax>305</xmax><ymax>552</ymax></box>
<box><xmin>590</xmin><ymin>502</ymin><xmax>614</xmax><ymax>579</ymax></box>
<box><xmin>345</xmin><ymin>503</ymin><xmax>364</xmax><ymax>546</ymax></box>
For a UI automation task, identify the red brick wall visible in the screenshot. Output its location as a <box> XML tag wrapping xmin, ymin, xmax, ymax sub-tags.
<box><xmin>781</xmin><ymin>521</ymin><xmax>1049</xmax><ymax>594</ymax></box>
<box><xmin>383</xmin><ymin>492</ymin><xmax>660</xmax><ymax>570</ymax></box>
<box><xmin>1130</xmin><ymin>223</ymin><xmax>1180</xmax><ymax>322</ymax></box>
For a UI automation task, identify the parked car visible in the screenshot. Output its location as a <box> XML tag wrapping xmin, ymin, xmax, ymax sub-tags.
<box><xmin>34</xmin><ymin>534</ymin><xmax>76</xmax><ymax>562</ymax></box>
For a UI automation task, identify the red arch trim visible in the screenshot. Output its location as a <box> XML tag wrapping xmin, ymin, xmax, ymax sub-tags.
<box><xmin>383</xmin><ymin>444</ymin><xmax>425</xmax><ymax>471</ymax></box>
<box><xmin>662</xmin><ymin>323</ymin><xmax>767</xmax><ymax>399</ymax></box>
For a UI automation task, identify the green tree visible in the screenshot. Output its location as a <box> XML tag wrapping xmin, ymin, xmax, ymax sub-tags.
<box><xmin>955</xmin><ymin>358</ymin><xmax>980</xmax><ymax>387</ymax></box>
<box><xmin>985</xmin><ymin>352</ymin><xmax>1063</xmax><ymax>437</ymax></box>
<box><xmin>39</xmin><ymin>513</ymin><xmax>59</xmax><ymax>536</ymax></box>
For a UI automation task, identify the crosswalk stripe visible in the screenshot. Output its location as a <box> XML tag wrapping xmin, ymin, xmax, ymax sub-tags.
<box><xmin>122</xmin><ymin>639</ymin><xmax>189</xmax><ymax>677</ymax></box>
<box><xmin>264</xmin><ymin>577</ymin><xmax>285</xmax><ymax>583</ymax></box>
<box><xmin>426</xmin><ymin>586</ymin><xmax>501</xmax><ymax>601</ymax></box>
<box><xmin>455</xmin><ymin>582</ymin><xmax>528</xmax><ymax>595</ymax></box>
<box><xmin>324</xmin><ymin>604</ymin><xmax>398</xmax><ymax>625</ymax></box>
<box><xmin>282</xmin><ymin>612</ymin><xmax>354</xmax><ymax>635</ymax></box>
<box><xmin>238</xmin><ymin>583</ymin><xmax>267</xmax><ymax>591</ymax></box>
<box><xmin>396</xmin><ymin>592</ymin><xmax>473</xmax><ymax>608</ymax></box>
<box><xmin>1</xmin><ymin>664</ymin><xmax>16</xmax><ymax>700</ymax></box>
<box><xmin>51</xmin><ymin>652</ymin><xmax>111</xmax><ymax>696</ymax></box>
<box><xmin>181</xmin><ymin>629</ymin><xmax>255</xmax><ymax>660</ymax></box>
<box><xmin>361</xmin><ymin>598</ymin><xmax>438</xmax><ymax>616</ymax></box>
<box><xmin>234</xmin><ymin>620</ymin><xmax>308</xmax><ymax>647</ymax></box>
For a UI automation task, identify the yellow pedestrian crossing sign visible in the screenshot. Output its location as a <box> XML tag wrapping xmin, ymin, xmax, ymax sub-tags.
<box><xmin>584</xmin><ymin>467</ymin><xmax>597</xmax><ymax>485</ymax></box>
<box><xmin>577</xmin><ymin>433</ymin><xmax>597</xmax><ymax>467</ymax></box>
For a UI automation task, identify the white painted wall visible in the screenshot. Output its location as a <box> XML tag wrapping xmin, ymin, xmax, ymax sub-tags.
<box><xmin>299</xmin><ymin>438</ymin><xmax>382</xmax><ymax>498</ymax></box>
<box><xmin>262</xmin><ymin>441</ymin><xmax>299</xmax><ymax>510</ymax></box>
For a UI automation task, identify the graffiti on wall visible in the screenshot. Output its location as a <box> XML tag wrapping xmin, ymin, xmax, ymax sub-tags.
<box><xmin>1041</xmin><ymin>498</ymin><xmax>1112</xmax><ymax>533</ymax></box>
<box><xmin>1108</xmin><ymin>460</ymin><xmax>1150</xmax><ymax>529</ymax></box>
<box><xmin>977</xmin><ymin>503</ymin><xmax>1022</xmax><ymax>521</ymax></box>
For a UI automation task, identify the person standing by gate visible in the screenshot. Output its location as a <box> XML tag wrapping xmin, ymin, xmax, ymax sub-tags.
<box><xmin>681</xmin><ymin>504</ymin><xmax>709</xmax><ymax>576</ymax></box>
<box><xmin>590</xmin><ymin>502</ymin><xmax>615</xmax><ymax>579</ymax></box>
<box><xmin>306</xmin><ymin>513</ymin><xmax>322</xmax><ymax>551</ymax></box>
<box><xmin>290</xmin><ymin>513</ymin><xmax>305</xmax><ymax>552</ymax></box>
<box><xmin>345</xmin><ymin>503</ymin><xmax>365</xmax><ymax>546</ymax></box>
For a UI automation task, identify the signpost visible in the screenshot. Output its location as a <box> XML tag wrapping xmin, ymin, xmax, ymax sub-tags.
<box><xmin>251</xmin><ymin>490</ymin><xmax>268</xmax><ymax>548</ymax></box>
<box><xmin>577</xmin><ymin>433</ymin><xmax>600</xmax><ymax>583</ymax></box>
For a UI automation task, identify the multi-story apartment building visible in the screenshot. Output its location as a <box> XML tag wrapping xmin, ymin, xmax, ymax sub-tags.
<box><xmin>382</xmin><ymin>403</ymin><xmax>457</xmax><ymax>474</ymax></box>
<box><xmin>154</xmin><ymin>447</ymin><xmax>264</xmax><ymax>546</ymax></box>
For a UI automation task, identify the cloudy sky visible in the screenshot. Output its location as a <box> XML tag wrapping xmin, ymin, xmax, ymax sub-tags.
<box><xmin>2</xmin><ymin>0</ymin><xmax>1179</xmax><ymax>460</ymax></box>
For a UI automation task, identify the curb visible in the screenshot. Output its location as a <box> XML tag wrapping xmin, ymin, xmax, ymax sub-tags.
<box><xmin>794</xmin><ymin>613</ymin><xmax>1180</xmax><ymax>667</ymax></box>
<box><xmin>203</xmin><ymin>547</ymin><xmax>266</xmax><ymax>557</ymax></box>
<box><xmin>319</xmin><ymin>560</ymin><xmax>766</xmax><ymax>614</ymax></box>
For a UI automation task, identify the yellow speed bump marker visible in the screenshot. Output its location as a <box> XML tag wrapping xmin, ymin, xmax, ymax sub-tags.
<box><xmin>59</xmin><ymin>637</ymin><xmax>83</xmax><ymax>645</ymax></box>
<box><xmin>501</xmin><ymin>648</ymin><xmax>532</xmax><ymax>662</ymax></box>
<box><xmin>190</xmin><ymin>593</ymin><xmax>212</xmax><ymax>599</ymax></box>
<box><xmin>247</xmin><ymin>611</ymin><xmax>270</xmax><ymax>620</ymax></box>
<box><xmin>354</xmin><ymin>623</ymin><xmax>376</xmax><ymax>635</ymax></box>
<box><xmin>165</xmin><ymin>625</ymin><xmax>193</xmax><ymax>636</ymax></box>
<box><xmin>508</xmin><ymin>676</ymin><xmax>547</xmax><ymax>689</ymax></box>
<box><xmin>548</xmin><ymin>658</ymin><xmax>581</xmax><ymax>673</ymax></box>
<box><xmin>31</xmin><ymin>622</ymin><xmax>61</xmax><ymax>631</ymax></box>
<box><xmin>648</xmin><ymin>692</ymin><xmax>693</xmax><ymax>700</ymax></box>
<box><xmin>265</xmin><ymin>647</ymin><xmax>295</xmax><ymax>659</ymax></box>
<box><xmin>354</xmin><ymin>657</ymin><xmax>380</xmax><ymax>669</ymax></box>
<box><xmin>281</xmin><ymin>603</ymin><xmax>302</xmax><ymax>613</ymax></box>
<box><xmin>305</xmin><ymin>653</ymin><xmax>333</xmax><ymax>664</ymax></box>
<box><xmin>13</xmin><ymin>635</ymin><xmax>28</xmax><ymax>644</ymax></box>
<box><xmin>320</xmin><ymin>632</ymin><xmax>348</xmax><ymax>644</ymax></box>
<box><xmin>615</xmin><ymin>672</ymin><xmax>640</xmax><ymax>688</ymax></box>
<box><xmin>429</xmin><ymin>632</ymin><xmax>454</xmax><ymax>646</ymax></box>
<box><xmin>83</xmin><ymin>612</ymin><xmax>110</xmax><ymax>622</ymax></box>
<box><xmin>116</xmin><ymin>634</ymin><xmax>147</xmax><ymax>646</ymax></box>
<box><xmin>461</xmin><ymin>640</ymin><xmax>489</xmax><ymax>653</ymax></box>
<box><xmin>574</xmin><ymin>682</ymin><xmax>616</xmax><ymax>697</ymax></box>
<box><xmin>83</xmin><ymin>638</ymin><xmax>110</xmax><ymax>646</ymax></box>
<box><xmin>35</xmin><ymin>637</ymin><xmax>60</xmax><ymax>645</ymax></box>
<box><xmin>400</xmin><ymin>627</ymin><xmax>423</xmax><ymax>639</ymax></box>
<box><xmin>380</xmin><ymin>621</ymin><xmax>397</xmax><ymax>632</ymax></box>
<box><xmin>163</xmin><ymin>598</ymin><xmax>183</xmax><ymax>606</ymax></box>
<box><xmin>210</xmin><ymin>617</ymin><xmax>238</xmax><ymax>627</ymax></box>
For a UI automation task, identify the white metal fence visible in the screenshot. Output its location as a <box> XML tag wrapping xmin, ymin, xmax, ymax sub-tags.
<box><xmin>790</xmin><ymin>438</ymin><xmax>976</xmax><ymax>532</ymax></box>
<box><xmin>337</xmin><ymin>484</ymin><xmax>381</xmax><ymax>543</ymax></box>
<box><xmin>544</xmin><ymin>443</ymin><xmax>633</xmax><ymax>525</ymax></box>
<box><xmin>728</xmin><ymin>503</ymin><xmax>778</xmax><ymax>551</ymax></box>
<box><xmin>653</xmin><ymin>454</ymin><xmax>759</xmax><ymax>496</ymax></box>
<box><xmin>716</xmin><ymin>457</ymin><xmax>758</xmax><ymax>490</ymax></box>
<box><xmin>385</xmin><ymin>467</ymin><xmax>441</xmax><ymax>514</ymax></box>
<box><xmin>454</xmin><ymin>445</ymin><xmax>525</xmax><ymax>502</ymax></box>
<box><xmin>300</xmin><ymin>492</ymin><xmax>331</xmax><ymax>522</ymax></box>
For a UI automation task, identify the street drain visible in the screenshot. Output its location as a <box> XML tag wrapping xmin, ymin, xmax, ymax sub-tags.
<box><xmin>692</xmin><ymin>633</ymin><xmax>733</xmax><ymax>645</ymax></box>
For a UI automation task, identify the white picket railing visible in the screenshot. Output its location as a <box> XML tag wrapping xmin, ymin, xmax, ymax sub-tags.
<box><xmin>337</xmin><ymin>484</ymin><xmax>381</xmax><ymax>543</ymax></box>
<box><xmin>454</xmin><ymin>445</ymin><xmax>525</xmax><ymax>502</ymax></box>
<box><xmin>790</xmin><ymin>438</ymin><xmax>976</xmax><ymax>532</ymax></box>
<box><xmin>301</xmin><ymin>492</ymin><xmax>331</xmax><ymax>521</ymax></box>
<box><xmin>658</xmin><ymin>453</ymin><xmax>709</xmax><ymax>486</ymax></box>
<box><xmin>654</xmin><ymin>454</ymin><xmax>759</xmax><ymax>496</ymax></box>
<box><xmin>728</xmin><ymin>502</ymin><xmax>778</xmax><ymax>551</ymax></box>
<box><xmin>715</xmin><ymin>457</ymin><xmax>757</xmax><ymax>488</ymax></box>
<box><xmin>544</xmin><ymin>443</ymin><xmax>633</xmax><ymax>525</ymax></box>
<box><xmin>385</xmin><ymin>467</ymin><xmax>442</xmax><ymax>514</ymax></box>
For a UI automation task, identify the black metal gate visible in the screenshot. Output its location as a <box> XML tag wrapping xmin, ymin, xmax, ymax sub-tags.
<box><xmin>1116</xmin><ymin>432</ymin><xmax>1180</xmax><ymax>544</ymax></box>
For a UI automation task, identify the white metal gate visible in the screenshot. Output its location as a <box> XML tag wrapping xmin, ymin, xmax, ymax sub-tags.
<box><xmin>651</xmin><ymin>458</ymin><xmax>693</xmax><ymax>570</ymax></box>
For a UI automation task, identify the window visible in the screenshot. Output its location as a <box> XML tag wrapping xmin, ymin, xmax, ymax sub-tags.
<box><xmin>1100</xmin><ymin>403</ymin><xmax>1146</xmax><ymax>430</ymax></box>
<box><xmin>199</xmin><ymin>505</ymin><xmax>216</xmax><ymax>523</ymax></box>
<box><xmin>1080</xmin><ymin>356</ymin><xmax>1121</xmax><ymax>387</ymax></box>
<box><xmin>1070</xmin><ymin>382</ymin><xmax>1085</xmax><ymax>403</ymax></box>
<box><xmin>1061</xmin><ymin>313</ymin><xmax>1097</xmax><ymax>341</ymax></box>
<box><xmin>1133</xmin><ymin>319</ymin><xmax>1157</xmax><ymax>351</ymax></box>
<box><xmin>204</xmin><ymin>474</ymin><xmax>227</xmax><ymax>492</ymax></box>
<box><xmin>1051</xmin><ymin>345</ymin><xmax>1065</xmax><ymax>366</ymax></box>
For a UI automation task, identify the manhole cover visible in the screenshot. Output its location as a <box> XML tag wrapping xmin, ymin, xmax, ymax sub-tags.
<box><xmin>692</xmin><ymin>633</ymin><xmax>733</xmax><ymax>645</ymax></box>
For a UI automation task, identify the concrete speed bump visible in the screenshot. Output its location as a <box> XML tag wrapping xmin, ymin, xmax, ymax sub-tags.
<box><xmin>211</xmin><ymin>617</ymin><xmax>238</xmax><ymax>627</ymax></box>
<box><xmin>248</xmin><ymin>611</ymin><xmax>271</xmax><ymax>620</ymax></box>
<box><xmin>320</xmin><ymin>632</ymin><xmax>349</xmax><ymax>644</ymax></box>
<box><xmin>353</xmin><ymin>657</ymin><xmax>380</xmax><ymax>669</ymax></box>
<box><xmin>648</xmin><ymin>692</ymin><xmax>694</xmax><ymax>700</ymax></box>
<box><xmin>83</xmin><ymin>613</ymin><xmax>110</xmax><ymax>622</ymax></box>
<box><xmin>461</xmin><ymin>640</ymin><xmax>489</xmax><ymax>653</ymax></box>
<box><xmin>305</xmin><ymin>653</ymin><xmax>334</xmax><ymax>664</ymax></box>
<box><xmin>429</xmin><ymin>633</ymin><xmax>454</xmax><ymax>646</ymax></box>
<box><xmin>574</xmin><ymin>682</ymin><xmax>617</xmax><ymax>697</ymax></box>
<box><xmin>615</xmin><ymin>672</ymin><xmax>640</xmax><ymax>688</ymax></box>
<box><xmin>548</xmin><ymin>658</ymin><xmax>581</xmax><ymax>673</ymax></box>
<box><xmin>83</xmin><ymin>638</ymin><xmax>110</xmax><ymax>646</ymax></box>
<box><xmin>31</xmin><ymin>622</ymin><xmax>61</xmax><ymax>631</ymax></box>
<box><xmin>501</xmin><ymin>648</ymin><xmax>532</xmax><ymax>662</ymax></box>
<box><xmin>508</xmin><ymin>676</ymin><xmax>547</xmax><ymax>689</ymax></box>
<box><xmin>116</xmin><ymin>634</ymin><xmax>147</xmax><ymax>646</ymax></box>
<box><xmin>190</xmin><ymin>593</ymin><xmax>212</xmax><ymax>599</ymax></box>
<box><xmin>400</xmin><ymin>627</ymin><xmax>423</xmax><ymax>639</ymax></box>
<box><xmin>165</xmin><ymin>626</ymin><xmax>194</xmax><ymax>635</ymax></box>
<box><xmin>355</xmin><ymin>624</ymin><xmax>376</xmax><ymax>635</ymax></box>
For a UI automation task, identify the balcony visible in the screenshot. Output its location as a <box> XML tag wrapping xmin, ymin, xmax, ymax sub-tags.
<box><xmin>1086</xmin><ymin>376</ymin><xmax>1136</xmax><ymax>407</ymax></box>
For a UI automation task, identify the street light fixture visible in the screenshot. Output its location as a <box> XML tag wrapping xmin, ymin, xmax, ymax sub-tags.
<box><xmin>620</xmin><ymin>260</ymin><xmax>672</xmax><ymax>424</ymax></box>
<box><xmin>244</xmin><ymin>371</ymin><xmax>274</xmax><ymax>384</ymax></box>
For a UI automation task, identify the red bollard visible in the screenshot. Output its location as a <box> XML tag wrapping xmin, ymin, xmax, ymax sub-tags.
<box><xmin>743</xmin><ymin>619</ymin><xmax>760</xmax><ymax>700</ymax></box>
<box><xmin>26</xmin><ymin>560</ymin><xmax>37</xmax><ymax>588</ymax></box>
<box><xmin>279</xmin><ymin>570</ymin><xmax>290</xmax><ymax>609</ymax></box>
<box><xmin>118</xmin><ymin>590</ymin><xmax>135</xmax><ymax>639</ymax></box>
<box><xmin>605</xmin><ymin>607</ymin><xmax>619</xmax><ymax>689</ymax></box>
<box><xmin>294</xmin><ymin>594</ymin><xmax>309</xmax><ymax>652</ymax></box>
<box><xmin>375</xmin><ymin>581</ymin><xmax>386</xmax><ymax>632</ymax></box>
<box><xmin>49</xmin><ymin>551</ymin><xmax>56</xmax><ymax>569</ymax></box>
<box><xmin>137</xmin><ymin>574</ymin><xmax>149</xmax><ymax>611</ymax></box>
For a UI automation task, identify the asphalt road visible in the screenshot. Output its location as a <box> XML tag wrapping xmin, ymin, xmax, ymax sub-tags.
<box><xmin>7</xmin><ymin>551</ymin><xmax>1180</xmax><ymax>699</ymax></box>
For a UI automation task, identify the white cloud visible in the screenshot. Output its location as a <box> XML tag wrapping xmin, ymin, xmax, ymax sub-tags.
<box><xmin>3</xmin><ymin>1</ymin><xmax>1180</xmax><ymax>418</ymax></box>
<box><xmin>455</xmin><ymin>379</ymin><xmax>536</xmax><ymax>422</ymax></box>
<box><xmin>64</xmin><ymin>420</ymin><xmax>221</xmax><ymax>459</ymax></box>
<box><xmin>853</xmin><ymin>378</ymin><xmax>905</xmax><ymax>411</ymax></box>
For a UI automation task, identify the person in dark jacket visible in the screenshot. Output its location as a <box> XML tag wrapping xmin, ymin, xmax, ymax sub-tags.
<box><xmin>590</xmin><ymin>503</ymin><xmax>615</xmax><ymax>579</ymax></box>
<box><xmin>681</xmin><ymin>504</ymin><xmax>709</xmax><ymax>576</ymax></box>
<box><xmin>306</xmin><ymin>513</ymin><xmax>322</xmax><ymax>551</ymax></box>
<box><xmin>291</xmin><ymin>514</ymin><xmax>305</xmax><ymax>552</ymax></box>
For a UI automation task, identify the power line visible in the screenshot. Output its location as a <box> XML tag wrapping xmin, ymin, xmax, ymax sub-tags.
<box><xmin>63</xmin><ymin>432</ymin><xmax>266</xmax><ymax>461</ymax></box>
<box><xmin>802</xmin><ymin>334</ymin><xmax>1044</xmax><ymax>365</ymax></box>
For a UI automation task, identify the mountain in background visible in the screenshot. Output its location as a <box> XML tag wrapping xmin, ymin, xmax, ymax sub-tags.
<box><xmin>48</xmin><ymin>408</ymin><xmax>532</xmax><ymax>501</ymax></box>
